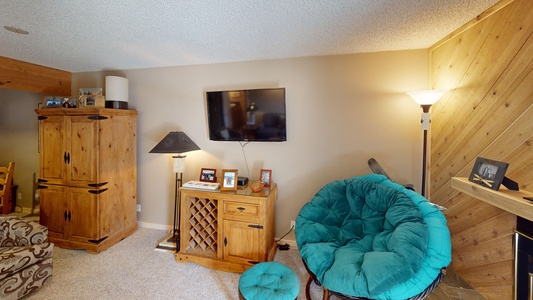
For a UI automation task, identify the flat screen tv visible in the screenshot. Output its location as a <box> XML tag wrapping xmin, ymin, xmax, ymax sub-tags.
<box><xmin>206</xmin><ymin>88</ymin><xmax>286</xmax><ymax>142</ymax></box>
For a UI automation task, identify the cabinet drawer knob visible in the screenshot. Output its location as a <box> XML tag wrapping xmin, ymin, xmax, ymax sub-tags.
<box><xmin>237</xmin><ymin>207</ymin><xmax>245</xmax><ymax>212</ymax></box>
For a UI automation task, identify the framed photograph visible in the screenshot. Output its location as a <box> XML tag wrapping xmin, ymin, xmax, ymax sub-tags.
<box><xmin>468</xmin><ymin>157</ymin><xmax>509</xmax><ymax>191</ymax></box>
<box><xmin>260</xmin><ymin>169</ymin><xmax>272</xmax><ymax>187</ymax></box>
<box><xmin>221</xmin><ymin>169</ymin><xmax>238</xmax><ymax>191</ymax></box>
<box><xmin>79</xmin><ymin>87</ymin><xmax>102</xmax><ymax>96</ymax></box>
<box><xmin>199</xmin><ymin>168</ymin><xmax>217</xmax><ymax>182</ymax></box>
<box><xmin>79</xmin><ymin>88</ymin><xmax>104</xmax><ymax>107</ymax></box>
<box><xmin>42</xmin><ymin>96</ymin><xmax>62</xmax><ymax>108</ymax></box>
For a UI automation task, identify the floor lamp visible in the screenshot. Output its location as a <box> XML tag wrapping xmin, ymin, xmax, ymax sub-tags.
<box><xmin>407</xmin><ymin>89</ymin><xmax>447</xmax><ymax>197</ymax></box>
<box><xmin>150</xmin><ymin>131</ymin><xmax>200</xmax><ymax>252</ymax></box>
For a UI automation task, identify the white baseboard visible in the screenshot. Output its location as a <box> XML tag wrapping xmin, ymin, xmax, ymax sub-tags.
<box><xmin>137</xmin><ymin>222</ymin><xmax>298</xmax><ymax>249</ymax></box>
<box><xmin>137</xmin><ymin>221</ymin><xmax>172</xmax><ymax>231</ymax></box>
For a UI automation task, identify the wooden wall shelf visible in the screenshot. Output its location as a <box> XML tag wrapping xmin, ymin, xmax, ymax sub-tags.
<box><xmin>451</xmin><ymin>177</ymin><xmax>533</xmax><ymax>221</ymax></box>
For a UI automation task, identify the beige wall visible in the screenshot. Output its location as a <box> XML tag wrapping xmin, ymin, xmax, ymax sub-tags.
<box><xmin>0</xmin><ymin>89</ymin><xmax>42</xmax><ymax>211</ymax></box>
<box><xmin>3</xmin><ymin>49</ymin><xmax>428</xmax><ymax>241</ymax></box>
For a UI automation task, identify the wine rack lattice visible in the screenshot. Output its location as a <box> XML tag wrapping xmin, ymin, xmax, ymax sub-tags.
<box><xmin>188</xmin><ymin>197</ymin><xmax>218</xmax><ymax>253</ymax></box>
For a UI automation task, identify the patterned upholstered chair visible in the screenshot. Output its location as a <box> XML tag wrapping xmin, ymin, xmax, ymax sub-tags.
<box><xmin>0</xmin><ymin>216</ymin><xmax>54</xmax><ymax>299</ymax></box>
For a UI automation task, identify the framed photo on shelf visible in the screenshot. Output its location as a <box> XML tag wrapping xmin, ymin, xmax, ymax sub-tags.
<box><xmin>199</xmin><ymin>168</ymin><xmax>217</xmax><ymax>182</ymax></box>
<box><xmin>221</xmin><ymin>169</ymin><xmax>238</xmax><ymax>191</ymax></box>
<box><xmin>260</xmin><ymin>169</ymin><xmax>272</xmax><ymax>187</ymax></box>
<box><xmin>468</xmin><ymin>157</ymin><xmax>509</xmax><ymax>191</ymax></box>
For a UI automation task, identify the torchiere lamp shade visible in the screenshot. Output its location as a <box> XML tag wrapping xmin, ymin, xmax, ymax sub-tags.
<box><xmin>149</xmin><ymin>131</ymin><xmax>200</xmax><ymax>154</ymax></box>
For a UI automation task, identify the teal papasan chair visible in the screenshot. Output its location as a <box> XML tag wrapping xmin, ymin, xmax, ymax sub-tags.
<box><xmin>295</xmin><ymin>174</ymin><xmax>452</xmax><ymax>300</ymax></box>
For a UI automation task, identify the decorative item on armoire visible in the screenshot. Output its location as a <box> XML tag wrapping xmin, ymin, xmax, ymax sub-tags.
<box><xmin>150</xmin><ymin>131</ymin><xmax>201</xmax><ymax>252</ymax></box>
<box><xmin>79</xmin><ymin>87</ymin><xmax>104</xmax><ymax>107</ymax></box>
<box><xmin>105</xmin><ymin>76</ymin><xmax>129</xmax><ymax>109</ymax></box>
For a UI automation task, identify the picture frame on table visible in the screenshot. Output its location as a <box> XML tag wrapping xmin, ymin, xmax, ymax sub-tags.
<box><xmin>199</xmin><ymin>168</ymin><xmax>217</xmax><ymax>182</ymax></box>
<box><xmin>468</xmin><ymin>157</ymin><xmax>509</xmax><ymax>191</ymax></box>
<box><xmin>221</xmin><ymin>169</ymin><xmax>238</xmax><ymax>191</ymax></box>
<box><xmin>260</xmin><ymin>169</ymin><xmax>272</xmax><ymax>187</ymax></box>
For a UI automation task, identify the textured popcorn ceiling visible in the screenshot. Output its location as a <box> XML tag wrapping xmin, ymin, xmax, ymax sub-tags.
<box><xmin>0</xmin><ymin>0</ymin><xmax>500</xmax><ymax>72</ymax></box>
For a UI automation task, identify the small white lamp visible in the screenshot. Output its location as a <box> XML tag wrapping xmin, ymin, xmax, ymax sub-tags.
<box><xmin>407</xmin><ymin>89</ymin><xmax>448</xmax><ymax>197</ymax></box>
<box><xmin>105</xmin><ymin>76</ymin><xmax>129</xmax><ymax>109</ymax></box>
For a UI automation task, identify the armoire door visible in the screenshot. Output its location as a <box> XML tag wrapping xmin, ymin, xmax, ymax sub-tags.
<box><xmin>67</xmin><ymin>116</ymin><xmax>99</xmax><ymax>187</ymax></box>
<box><xmin>39</xmin><ymin>184</ymin><xmax>68</xmax><ymax>237</ymax></box>
<box><xmin>67</xmin><ymin>187</ymin><xmax>99</xmax><ymax>241</ymax></box>
<box><xmin>39</xmin><ymin>115</ymin><xmax>68</xmax><ymax>185</ymax></box>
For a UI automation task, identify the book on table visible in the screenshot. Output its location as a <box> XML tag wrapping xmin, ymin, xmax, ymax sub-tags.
<box><xmin>182</xmin><ymin>181</ymin><xmax>220</xmax><ymax>190</ymax></box>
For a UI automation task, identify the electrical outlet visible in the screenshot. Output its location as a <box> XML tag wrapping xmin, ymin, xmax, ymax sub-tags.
<box><xmin>290</xmin><ymin>220</ymin><xmax>295</xmax><ymax>229</ymax></box>
<box><xmin>136</xmin><ymin>204</ymin><xmax>141</xmax><ymax>212</ymax></box>
<box><xmin>18</xmin><ymin>193</ymin><xmax>22</xmax><ymax>200</ymax></box>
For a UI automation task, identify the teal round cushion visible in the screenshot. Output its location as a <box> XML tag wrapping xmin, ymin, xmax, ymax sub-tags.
<box><xmin>239</xmin><ymin>262</ymin><xmax>300</xmax><ymax>300</ymax></box>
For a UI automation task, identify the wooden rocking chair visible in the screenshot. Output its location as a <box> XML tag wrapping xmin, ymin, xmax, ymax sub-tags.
<box><xmin>0</xmin><ymin>162</ymin><xmax>15</xmax><ymax>214</ymax></box>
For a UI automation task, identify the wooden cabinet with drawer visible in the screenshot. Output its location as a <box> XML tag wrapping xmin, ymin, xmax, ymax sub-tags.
<box><xmin>177</xmin><ymin>183</ymin><xmax>277</xmax><ymax>272</ymax></box>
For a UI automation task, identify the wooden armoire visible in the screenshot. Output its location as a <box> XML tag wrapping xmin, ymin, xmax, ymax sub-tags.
<box><xmin>36</xmin><ymin>108</ymin><xmax>137</xmax><ymax>253</ymax></box>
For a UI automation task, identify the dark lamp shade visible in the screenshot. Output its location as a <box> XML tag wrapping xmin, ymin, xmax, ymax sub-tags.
<box><xmin>149</xmin><ymin>131</ymin><xmax>200</xmax><ymax>154</ymax></box>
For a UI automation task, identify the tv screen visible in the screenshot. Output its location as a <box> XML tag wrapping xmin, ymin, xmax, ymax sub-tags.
<box><xmin>206</xmin><ymin>88</ymin><xmax>286</xmax><ymax>142</ymax></box>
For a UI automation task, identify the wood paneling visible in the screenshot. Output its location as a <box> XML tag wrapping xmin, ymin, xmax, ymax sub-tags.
<box><xmin>0</xmin><ymin>56</ymin><xmax>71</xmax><ymax>95</ymax></box>
<box><xmin>450</xmin><ymin>211</ymin><xmax>516</xmax><ymax>251</ymax></box>
<box><xmin>452</xmin><ymin>234</ymin><xmax>514</xmax><ymax>270</ymax></box>
<box><xmin>429</xmin><ymin>0</ymin><xmax>533</xmax><ymax>298</ymax></box>
<box><xmin>457</xmin><ymin>260</ymin><xmax>513</xmax><ymax>287</ymax></box>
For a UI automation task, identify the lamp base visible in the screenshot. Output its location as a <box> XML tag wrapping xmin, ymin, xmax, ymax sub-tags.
<box><xmin>154</xmin><ymin>232</ymin><xmax>180</xmax><ymax>253</ymax></box>
<box><xmin>105</xmin><ymin>100</ymin><xmax>128</xmax><ymax>109</ymax></box>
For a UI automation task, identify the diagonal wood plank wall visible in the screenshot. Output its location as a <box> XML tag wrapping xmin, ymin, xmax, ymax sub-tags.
<box><xmin>429</xmin><ymin>0</ymin><xmax>533</xmax><ymax>298</ymax></box>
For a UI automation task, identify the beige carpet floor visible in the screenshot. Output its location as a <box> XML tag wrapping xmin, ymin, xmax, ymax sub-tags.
<box><xmin>25</xmin><ymin>228</ymin><xmax>323</xmax><ymax>300</ymax></box>
<box><xmin>24</xmin><ymin>226</ymin><xmax>484</xmax><ymax>300</ymax></box>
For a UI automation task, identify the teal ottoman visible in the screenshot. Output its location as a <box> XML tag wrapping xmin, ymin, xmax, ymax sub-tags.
<box><xmin>238</xmin><ymin>262</ymin><xmax>300</xmax><ymax>300</ymax></box>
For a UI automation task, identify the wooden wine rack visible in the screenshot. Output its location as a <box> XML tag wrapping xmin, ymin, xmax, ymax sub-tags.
<box><xmin>188</xmin><ymin>197</ymin><xmax>218</xmax><ymax>253</ymax></box>
<box><xmin>177</xmin><ymin>184</ymin><xmax>278</xmax><ymax>273</ymax></box>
